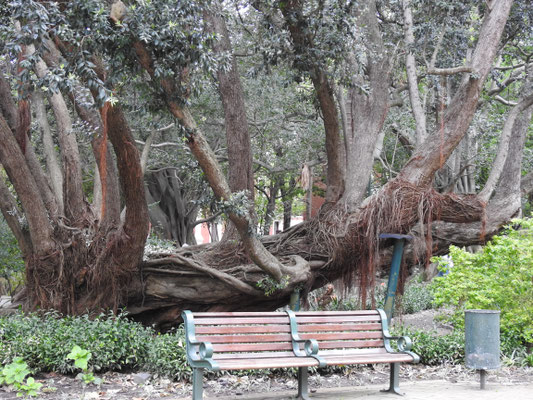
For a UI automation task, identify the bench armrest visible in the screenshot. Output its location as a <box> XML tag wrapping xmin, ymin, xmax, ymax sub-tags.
<box><xmin>286</xmin><ymin>310</ymin><xmax>326</xmax><ymax>367</ymax></box>
<box><xmin>182</xmin><ymin>311</ymin><xmax>219</xmax><ymax>370</ymax></box>
<box><xmin>384</xmin><ymin>335</ymin><xmax>413</xmax><ymax>352</ymax></box>
<box><xmin>377</xmin><ymin>309</ymin><xmax>420</xmax><ymax>363</ymax></box>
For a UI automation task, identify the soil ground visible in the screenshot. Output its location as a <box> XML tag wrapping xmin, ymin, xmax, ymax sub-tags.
<box><xmin>1</xmin><ymin>363</ymin><xmax>531</xmax><ymax>400</ymax></box>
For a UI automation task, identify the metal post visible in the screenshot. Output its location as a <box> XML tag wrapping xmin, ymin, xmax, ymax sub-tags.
<box><xmin>380</xmin><ymin>362</ymin><xmax>403</xmax><ymax>395</ymax></box>
<box><xmin>480</xmin><ymin>369</ymin><xmax>487</xmax><ymax>390</ymax></box>
<box><xmin>192</xmin><ymin>368</ymin><xmax>203</xmax><ymax>400</ymax></box>
<box><xmin>379</xmin><ymin>234</ymin><xmax>412</xmax><ymax>325</ymax></box>
<box><xmin>297</xmin><ymin>366</ymin><xmax>310</xmax><ymax>400</ymax></box>
<box><xmin>290</xmin><ymin>288</ymin><xmax>301</xmax><ymax>311</ymax></box>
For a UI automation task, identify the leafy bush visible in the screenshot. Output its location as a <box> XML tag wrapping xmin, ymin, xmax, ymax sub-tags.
<box><xmin>0</xmin><ymin>312</ymin><xmax>152</xmax><ymax>374</ymax></box>
<box><xmin>431</xmin><ymin>219</ymin><xmax>533</xmax><ymax>344</ymax></box>
<box><xmin>0</xmin><ymin>218</ymin><xmax>25</xmax><ymax>296</ymax></box>
<box><xmin>143</xmin><ymin>328</ymin><xmax>190</xmax><ymax>381</ymax></box>
<box><xmin>398</xmin><ymin>283</ymin><xmax>434</xmax><ymax>315</ymax></box>
<box><xmin>405</xmin><ymin>329</ymin><xmax>465</xmax><ymax>365</ymax></box>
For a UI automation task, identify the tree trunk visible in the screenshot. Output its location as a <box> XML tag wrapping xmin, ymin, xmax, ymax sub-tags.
<box><xmin>205</xmin><ymin>7</ymin><xmax>255</xmax><ymax>240</ymax></box>
<box><xmin>279</xmin><ymin>0</ymin><xmax>345</xmax><ymax>202</ymax></box>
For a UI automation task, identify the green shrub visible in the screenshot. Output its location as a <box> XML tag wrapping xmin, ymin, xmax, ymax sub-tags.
<box><xmin>396</xmin><ymin>328</ymin><xmax>465</xmax><ymax>365</ymax></box>
<box><xmin>143</xmin><ymin>328</ymin><xmax>190</xmax><ymax>380</ymax></box>
<box><xmin>431</xmin><ymin>218</ymin><xmax>533</xmax><ymax>344</ymax></box>
<box><xmin>398</xmin><ymin>283</ymin><xmax>434</xmax><ymax>315</ymax></box>
<box><xmin>0</xmin><ymin>218</ymin><xmax>25</xmax><ymax>296</ymax></box>
<box><xmin>0</xmin><ymin>312</ymin><xmax>152</xmax><ymax>373</ymax></box>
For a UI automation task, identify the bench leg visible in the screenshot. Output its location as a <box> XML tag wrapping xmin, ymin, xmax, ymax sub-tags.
<box><xmin>380</xmin><ymin>362</ymin><xmax>404</xmax><ymax>396</ymax></box>
<box><xmin>192</xmin><ymin>367</ymin><xmax>204</xmax><ymax>400</ymax></box>
<box><xmin>297</xmin><ymin>367</ymin><xmax>311</xmax><ymax>399</ymax></box>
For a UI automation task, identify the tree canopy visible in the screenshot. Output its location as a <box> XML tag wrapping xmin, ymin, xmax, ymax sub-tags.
<box><xmin>0</xmin><ymin>0</ymin><xmax>531</xmax><ymax>328</ymax></box>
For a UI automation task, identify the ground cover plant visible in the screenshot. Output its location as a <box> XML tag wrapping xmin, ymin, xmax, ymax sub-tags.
<box><xmin>0</xmin><ymin>313</ymin><xmax>189</xmax><ymax>380</ymax></box>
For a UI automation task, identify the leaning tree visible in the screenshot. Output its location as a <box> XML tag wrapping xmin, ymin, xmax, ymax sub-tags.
<box><xmin>0</xmin><ymin>0</ymin><xmax>532</xmax><ymax>329</ymax></box>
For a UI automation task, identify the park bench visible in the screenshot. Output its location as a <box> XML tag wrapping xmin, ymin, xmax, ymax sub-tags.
<box><xmin>182</xmin><ymin>309</ymin><xmax>419</xmax><ymax>399</ymax></box>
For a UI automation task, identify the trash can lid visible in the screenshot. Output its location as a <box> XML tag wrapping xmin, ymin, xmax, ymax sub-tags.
<box><xmin>465</xmin><ymin>309</ymin><xmax>500</xmax><ymax>314</ymax></box>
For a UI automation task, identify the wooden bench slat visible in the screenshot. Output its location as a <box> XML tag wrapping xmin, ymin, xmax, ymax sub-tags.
<box><xmin>197</xmin><ymin>333</ymin><xmax>292</xmax><ymax>343</ymax></box>
<box><xmin>214</xmin><ymin>351</ymin><xmax>298</xmax><ymax>360</ymax></box>
<box><xmin>295</xmin><ymin>310</ymin><xmax>379</xmax><ymax>316</ymax></box>
<box><xmin>318</xmin><ymin>348</ymin><xmax>388</xmax><ymax>356</ymax></box>
<box><xmin>297</xmin><ymin>323</ymin><xmax>382</xmax><ymax>332</ymax></box>
<box><xmin>295</xmin><ymin>315</ymin><xmax>381</xmax><ymax>323</ymax></box>
<box><xmin>213</xmin><ymin>342</ymin><xmax>294</xmax><ymax>352</ymax></box>
<box><xmin>195</xmin><ymin>325</ymin><xmax>291</xmax><ymax>334</ymax></box>
<box><xmin>299</xmin><ymin>331</ymin><xmax>383</xmax><ymax>341</ymax></box>
<box><xmin>312</xmin><ymin>339</ymin><xmax>385</xmax><ymax>349</ymax></box>
<box><xmin>191</xmin><ymin>312</ymin><xmax>286</xmax><ymax>317</ymax></box>
<box><xmin>216</xmin><ymin>357</ymin><xmax>319</xmax><ymax>370</ymax></box>
<box><xmin>193</xmin><ymin>317</ymin><xmax>289</xmax><ymax>325</ymax></box>
<box><xmin>321</xmin><ymin>353</ymin><xmax>415</xmax><ymax>365</ymax></box>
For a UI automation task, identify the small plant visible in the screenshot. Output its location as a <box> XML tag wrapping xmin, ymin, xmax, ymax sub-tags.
<box><xmin>67</xmin><ymin>345</ymin><xmax>102</xmax><ymax>387</ymax></box>
<box><xmin>256</xmin><ymin>275</ymin><xmax>290</xmax><ymax>296</ymax></box>
<box><xmin>398</xmin><ymin>283</ymin><xmax>434</xmax><ymax>314</ymax></box>
<box><xmin>0</xmin><ymin>357</ymin><xmax>42</xmax><ymax>398</ymax></box>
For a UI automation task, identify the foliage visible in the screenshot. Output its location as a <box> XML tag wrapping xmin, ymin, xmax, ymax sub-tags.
<box><xmin>143</xmin><ymin>328</ymin><xmax>189</xmax><ymax>381</ymax></box>
<box><xmin>144</xmin><ymin>234</ymin><xmax>177</xmax><ymax>259</ymax></box>
<box><xmin>431</xmin><ymin>219</ymin><xmax>533</xmax><ymax>344</ymax></box>
<box><xmin>398</xmin><ymin>283</ymin><xmax>434</xmax><ymax>315</ymax></box>
<box><xmin>0</xmin><ymin>312</ymin><xmax>192</xmax><ymax>379</ymax></box>
<box><xmin>396</xmin><ymin>328</ymin><xmax>465</xmax><ymax>366</ymax></box>
<box><xmin>0</xmin><ymin>312</ymin><xmax>152</xmax><ymax>374</ymax></box>
<box><xmin>0</xmin><ymin>357</ymin><xmax>42</xmax><ymax>398</ymax></box>
<box><xmin>0</xmin><ymin>218</ymin><xmax>25</xmax><ymax>296</ymax></box>
<box><xmin>256</xmin><ymin>275</ymin><xmax>290</xmax><ymax>296</ymax></box>
<box><xmin>66</xmin><ymin>345</ymin><xmax>91</xmax><ymax>371</ymax></box>
<box><xmin>67</xmin><ymin>345</ymin><xmax>102</xmax><ymax>387</ymax></box>
<box><xmin>312</xmin><ymin>281</ymin><xmax>433</xmax><ymax>315</ymax></box>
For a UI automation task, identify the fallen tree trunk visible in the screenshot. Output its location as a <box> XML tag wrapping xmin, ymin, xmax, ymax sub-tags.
<box><xmin>127</xmin><ymin>185</ymin><xmax>495</xmax><ymax>330</ymax></box>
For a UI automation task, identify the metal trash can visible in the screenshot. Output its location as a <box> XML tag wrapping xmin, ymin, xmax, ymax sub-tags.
<box><xmin>465</xmin><ymin>310</ymin><xmax>500</xmax><ymax>389</ymax></box>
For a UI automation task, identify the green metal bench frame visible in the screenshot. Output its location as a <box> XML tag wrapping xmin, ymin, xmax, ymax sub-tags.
<box><xmin>182</xmin><ymin>309</ymin><xmax>419</xmax><ymax>399</ymax></box>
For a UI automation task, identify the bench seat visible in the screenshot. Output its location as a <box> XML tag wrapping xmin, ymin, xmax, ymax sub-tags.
<box><xmin>182</xmin><ymin>309</ymin><xmax>418</xmax><ymax>399</ymax></box>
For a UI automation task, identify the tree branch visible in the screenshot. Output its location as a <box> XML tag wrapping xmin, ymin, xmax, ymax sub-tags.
<box><xmin>426</xmin><ymin>66</ymin><xmax>473</xmax><ymax>76</ymax></box>
<box><xmin>143</xmin><ymin>255</ymin><xmax>264</xmax><ymax>296</ymax></box>
<box><xmin>399</xmin><ymin>0</ymin><xmax>514</xmax><ymax>187</ymax></box>
<box><xmin>479</xmin><ymin>89</ymin><xmax>533</xmax><ymax>202</ymax></box>
<box><xmin>191</xmin><ymin>211</ymin><xmax>223</xmax><ymax>228</ymax></box>
<box><xmin>132</xmin><ymin>41</ymin><xmax>287</xmax><ymax>281</ymax></box>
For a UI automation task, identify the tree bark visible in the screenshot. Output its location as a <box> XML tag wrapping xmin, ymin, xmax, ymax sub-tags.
<box><xmin>27</xmin><ymin>43</ymin><xmax>87</xmax><ymax>224</ymax></box>
<box><xmin>399</xmin><ymin>0</ymin><xmax>514</xmax><ymax>187</ymax></box>
<box><xmin>279</xmin><ymin>0</ymin><xmax>345</xmax><ymax>202</ymax></box>
<box><xmin>402</xmin><ymin>0</ymin><xmax>427</xmax><ymax>147</ymax></box>
<box><xmin>342</xmin><ymin>1</ymin><xmax>391</xmax><ymax>209</ymax></box>
<box><xmin>33</xmin><ymin>90</ymin><xmax>64</xmax><ymax>213</ymax></box>
<box><xmin>479</xmin><ymin>89</ymin><xmax>533</xmax><ymax>201</ymax></box>
<box><xmin>0</xmin><ymin>115</ymin><xmax>55</xmax><ymax>253</ymax></box>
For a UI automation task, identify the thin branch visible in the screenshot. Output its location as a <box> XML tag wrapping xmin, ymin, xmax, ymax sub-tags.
<box><xmin>479</xmin><ymin>90</ymin><xmax>533</xmax><ymax>202</ymax></box>
<box><xmin>494</xmin><ymin>62</ymin><xmax>527</xmax><ymax>71</ymax></box>
<box><xmin>191</xmin><ymin>211</ymin><xmax>223</xmax><ymax>228</ymax></box>
<box><xmin>135</xmin><ymin>140</ymin><xmax>181</xmax><ymax>148</ymax></box>
<box><xmin>494</xmin><ymin>95</ymin><xmax>518</xmax><ymax>106</ymax></box>
<box><xmin>426</xmin><ymin>66</ymin><xmax>473</xmax><ymax>76</ymax></box>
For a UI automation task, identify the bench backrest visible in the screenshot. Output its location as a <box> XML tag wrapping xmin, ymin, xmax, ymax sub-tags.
<box><xmin>186</xmin><ymin>311</ymin><xmax>296</xmax><ymax>360</ymax></box>
<box><xmin>294</xmin><ymin>310</ymin><xmax>386</xmax><ymax>354</ymax></box>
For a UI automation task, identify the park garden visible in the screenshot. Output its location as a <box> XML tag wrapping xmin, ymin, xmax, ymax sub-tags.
<box><xmin>0</xmin><ymin>0</ymin><xmax>532</xmax><ymax>398</ymax></box>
